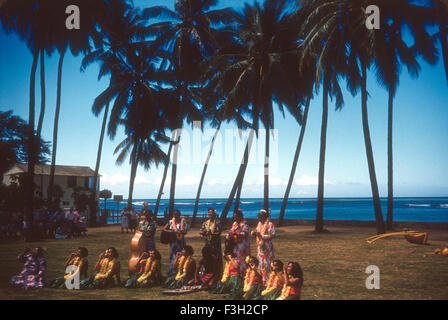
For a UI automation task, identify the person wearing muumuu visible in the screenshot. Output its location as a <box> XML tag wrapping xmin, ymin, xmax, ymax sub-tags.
<box><xmin>163</xmin><ymin>209</ymin><xmax>188</xmax><ymax>276</ymax></box>
<box><xmin>211</xmin><ymin>250</ymin><xmax>243</xmax><ymax>299</ymax></box>
<box><xmin>81</xmin><ymin>247</ymin><xmax>120</xmax><ymax>289</ymax></box>
<box><xmin>9</xmin><ymin>247</ymin><xmax>46</xmax><ymax>289</ymax></box>
<box><xmin>225</xmin><ymin>209</ymin><xmax>250</xmax><ymax>277</ymax></box>
<box><xmin>164</xmin><ymin>245</ymin><xmax>195</xmax><ymax>289</ymax></box>
<box><xmin>254</xmin><ymin>260</ymin><xmax>285</xmax><ymax>300</ymax></box>
<box><xmin>138</xmin><ymin>210</ymin><xmax>157</xmax><ymax>251</ymax></box>
<box><xmin>50</xmin><ymin>247</ymin><xmax>89</xmax><ymax>289</ymax></box>
<box><xmin>241</xmin><ymin>256</ymin><xmax>263</xmax><ymax>300</ymax></box>
<box><xmin>276</xmin><ymin>261</ymin><xmax>303</xmax><ymax>300</ymax></box>
<box><xmin>251</xmin><ymin>209</ymin><xmax>276</xmax><ymax>284</ymax></box>
<box><xmin>125</xmin><ymin>249</ymin><xmax>162</xmax><ymax>288</ymax></box>
<box><xmin>199</xmin><ymin>208</ymin><xmax>223</xmax><ymax>276</ymax></box>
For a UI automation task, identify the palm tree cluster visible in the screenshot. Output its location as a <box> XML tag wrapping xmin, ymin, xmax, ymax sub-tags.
<box><xmin>1</xmin><ymin>0</ymin><xmax>446</xmax><ymax>233</ymax></box>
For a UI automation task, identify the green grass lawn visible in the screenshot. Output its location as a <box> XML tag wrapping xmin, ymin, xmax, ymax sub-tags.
<box><xmin>0</xmin><ymin>224</ymin><xmax>447</xmax><ymax>300</ymax></box>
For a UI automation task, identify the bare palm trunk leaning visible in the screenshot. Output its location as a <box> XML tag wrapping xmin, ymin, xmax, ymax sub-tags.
<box><xmin>48</xmin><ymin>49</ymin><xmax>66</xmax><ymax>204</ymax></box>
<box><xmin>361</xmin><ymin>64</ymin><xmax>386</xmax><ymax>234</ymax></box>
<box><xmin>315</xmin><ymin>78</ymin><xmax>329</xmax><ymax>233</ymax></box>
<box><xmin>279</xmin><ymin>97</ymin><xmax>311</xmax><ymax>226</ymax></box>
<box><xmin>154</xmin><ymin>141</ymin><xmax>173</xmax><ymax>216</ymax></box>
<box><xmin>127</xmin><ymin>145</ymin><xmax>139</xmax><ymax>208</ymax></box>
<box><xmin>89</xmin><ymin>102</ymin><xmax>110</xmax><ymax>227</ymax></box>
<box><xmin>386</xmin><ymin>90</ymin><xmax>394</xmax><ymax>230</ymax></box>
<box><xmin>37</xmin><ymin>49</ymin><xmax>45</xmax><ymax>139</ymax></box>
<box><xmin>168</xmin><ymin>130</ymin><xmax>181</xmax><ymax>214</ymax></box>
<box><xmin>220</xmin><ymin>128</ymin><xmax>255</xmax><ymax>221</ymax></box>
<box><xmin>25</xmin><ymin>51</ymin><xmax>39</xmax><ymax>223</ymax></box>
<box><xmin>436</xmin><ymin>0</ymin><xmax>448</xmax><ymax>86</ymax></box>
<box><xmin>264</xmin><ymin>126</ymin><xmax>270</xmax><ymax>211</ymax></box>
<box><xmin>191</xmin><ymin>123</ymin><xmax>221</xmax><ymax>226</ymax></box>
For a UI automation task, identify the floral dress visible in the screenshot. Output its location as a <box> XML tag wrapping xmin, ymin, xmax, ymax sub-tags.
<box><xmin>167</xmin><ymin>218</ymin><xmax>188</xmax><ymax>276</ymax></box>
<box><xmin>226</xmin><ymin>220</ymin><xmax>250</xmax><ymax>276</ymax></box>
<box><xmin>138</xmin><ymin>218</ymin><xmax>157</xmax><ymax>251</ymax></box>
<box><xmin>9</xmin><ymin>254</ymin><xmax>46</xmax><ymax>288</ymax></box>
<box><xmin>254</xmin><ymin>219</ymin><xmax>276</xmax><ymax>284</ymax></box>
<box><xmin>200</xmin><ymin>218</ymin><xmax>223</xmax><ymax>275</ymax></box>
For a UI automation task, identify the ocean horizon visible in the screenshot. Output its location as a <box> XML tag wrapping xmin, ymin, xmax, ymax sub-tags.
<box><xmin>100</xmin><ymin>196</ymin><xmax>448</xmax><ymax>223</ymax></box>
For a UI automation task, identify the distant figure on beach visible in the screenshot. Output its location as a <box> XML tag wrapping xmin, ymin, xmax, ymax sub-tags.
<box><xmin>199</xmin><ymin>208</ymin><xmax>223</xmax><ymax>276</ymax></box>
<box><xmin>252</xmin><ymin>209</ymin><xmax>276</xmax><ymax>284</ymax></box>
<box><xmin>129</xmin><ymin>207</ymin><xmax>137</xmax><ymax>233</ymax></box>
<box><xmin>225</xmin><ymin>209</ymin><xmax>250</xmax><ymax>276</ymax></box>
<box><xmin>121</xmin><ymin>208</ymin><xmax>130</xmax><ymax>233</ymax></box>
<box><xmin>163</xmin><ymin>209</ymin><xmax>188</xmax><ymax>276</ymax></box>
<box><xmin>9</xmin><ymin>247</ymin><xmax>46</xmax><ymax>289</ymax></box>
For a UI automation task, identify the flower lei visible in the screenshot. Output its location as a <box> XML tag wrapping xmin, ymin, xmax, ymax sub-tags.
<box><xmin>171</xmin><ymin>217</ymin><xmax>184</xmax><ymax>233</ymax></box>
<box><xmin>261</xmin><ymin>272</ymin><xmax>281</xmax><ymax>296</ymax></box>
<box><xmin>64</xmin><ymin>257</ymin><xmax>80</xmax><ymax>280</ymax></box>
<box><xmin>256</xmin><ymin>219</ymin><xmax>270</xmax><ymax>246</ymax></box>
<box><xmin>243</xmin><ymin>257</ymin><xmax>256</xmax><ymax>292</ymax></box>
<box><xmin>277</xmin><ymin>275</ymin><xmax>293</xmax><ymax>300</ymax></box>
<box><xmin>137</xmin><ymin>257</ymin><xmax>157</xmax><ymax>283</ymax></box>
<box><xmin>175</xmin><ymin>255</ymin><xmax>191</xmax><ymax>280</ymax></box>
<box><xmin>221</xmin><ymin>261</ymin><xmax>231</xmax><ymax>283</ymax></box>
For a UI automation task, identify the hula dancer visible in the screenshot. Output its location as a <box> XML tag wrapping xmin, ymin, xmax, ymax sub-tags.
<box><xmin>210</xmin><ymin>250</ymin><xmax>242</xmax><ymax>296</ymax></box>
<box><xmin>225</xmin><ymin>209</ymin><xmax>250</xmax><ymax>277</ymax></box>
<box><xmin>50</xmin><ymin>247</ymin><xmax>89</xmax><ymax>289</ymax></box>
<box><xmin>241</xmin><ymin>256</ymin><xmax>263</xmax><ymax>300</ymax></box>
<box><xmin>199</xmin><ymin>208</ymin><xmax>223</xmax><ymax>276</ymax></box>
<box><xmin>276</xmin><ymin>261</ymin><xmax>303</xmax><ymax>300</ymax></box>
<box><xmin>126</xmin><ymin>250</ymin><xmax>162</xmax><ymax>288</ymax></box>
<box><xmin>255</xmin><ymin>260</ymin><xmax>284</xmax><ymax>300</ymax></box>
<box><xmin>190</xmin><ymin>246</ymin><xmax>219</xmax><ymax>289</ymax></box>
<box><xmin>81</xmin><ymin>247</ymin><xmax>120</xmax><ymax>289</ymax></box>
<box><xmin>164</xmin><ymin>245</ymin><xmax>195</xmax><ymax>289</ymax></box>
<box><xmin>252</xmin><ymin>209</ymin><xmax>276</xmax><ymax>284</ymax></box>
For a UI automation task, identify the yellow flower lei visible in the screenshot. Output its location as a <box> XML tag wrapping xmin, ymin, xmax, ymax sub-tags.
<box><xmin>95</xmin><ymin>257</ymin><xmax>114</xmax><ymax>280</ymax></box>
<box><xmin>175</xmin><ymin>255</ymin><xmax>191</xmax><ymax>280</ymax></box>
<box><xmin>137</xmin><ymin>258</ymin><xmax>157</xmax><ymax>283</ymax></box>
<box><xmin>261</xmin><ymin>272</ymin><xmax>281</xmax><ymax>296</ymax></box>
<box><xmin>221</xmin><ymin>261</ymin><xmax>231</xmax><ymax>283</ymax></box>
<box><xmin>64</xmin><ymin>257</ymin><xmax>80</xmax><ymax>280</ymax></box>
<box><xmin>243</xmin><ymin>268</ymin><xmax>256</xmax><ymax>292</ymax></box>
<box><xmin>276</xmin><ymin>276</ymin><xmax>293</xmax><ymax>300</ymax></box>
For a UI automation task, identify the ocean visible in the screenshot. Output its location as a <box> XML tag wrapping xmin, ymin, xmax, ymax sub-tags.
<box><xmin>100</xmin><ymin>197</ymin><xmax>448</xmax><ymax>223</ymax></box>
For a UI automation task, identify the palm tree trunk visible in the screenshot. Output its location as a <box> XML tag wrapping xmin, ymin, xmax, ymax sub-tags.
<box><xmin>25</xmin><ymin>50</ymin><xmax>39</xmax><ymax>223</ymax></box>
<box><xmin>191</xmin><ymin>123</ymin><xmax>221</xmax><ymax>226</ymax></box>
<box><xmin>168</xmin><ymin>130</ymin><xmax>181</xmax><ymax>214</ymax></box>
<box><xmin>220</xmin><ymin>128</ymin><xmax>255</xmax><ymax>221</ymax></box>
<box><xmin>315</xmin><ymin>78</ymin><xmax>329</xmax><ymax>233</ymax></box>
<box><xmin>37</xmin><ymin>49</ymin><xmax>45</xmax><ymax>139</ymax></box>
<box><xmin>234</xmin><ymin>182</ymin><xmax>242</xmax><ymax>212</ymax></box>
<box><xmin>48</xmin><ymin>48</ymin><xmax>66</xmax><ymax>204</ymax></box>
<box><xmin>127</xmin><ymin>146</ymin><xmax>139</xmax><ymax>208</ymax></box>
<box><xmin>361</xmin><ymin>63</ymin><xmax>385</xmax><ymax>234</ymax></box>
<box><xmin>279</xmin><ymin>97</ymin><xmax>311</xmax><ymax>226</ymax></box>
<box><xmin>386</xmin><ymin>90</ymin><xmax>394</xmax><ymax>230</ymax></box>
<box><xmin>154</xmin><ymin>141</ymin><xmax>173</xmax><ymax>216</ymax></box>
<box><xmin>264</xmin><ymin>126</ymin><xmax>270</xmax><ymax>210</ymax></box>
<box><xmin>436</xmin><ymin>0</ymin><xmax>448</xmax><ymax>86</ymax></box>
<box><xmin>89</xmin><ymin>102</ymin><xmax>110</xmax><ymax>227</ymax></box>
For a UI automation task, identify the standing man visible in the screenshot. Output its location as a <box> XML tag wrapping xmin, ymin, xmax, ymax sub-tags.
<box><xmin>199</xmin><ymin>208</ymin><xmax>223</xmax><ymax>276</ymax></box>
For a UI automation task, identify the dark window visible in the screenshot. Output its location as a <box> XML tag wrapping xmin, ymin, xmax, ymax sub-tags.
<box><xmin>62</xmin><ymin>201</ymin><xmax>69</xmax><ymax>206</ymax></box>
<box><xmin>67</xmin><ymin>176</ymin><xmax>77</xmax><ymax>188</ymax></box>
<box><xmin>84</xmin><ymin>177</ymin><xmax>89</xmax><ymax>188</ymax></box>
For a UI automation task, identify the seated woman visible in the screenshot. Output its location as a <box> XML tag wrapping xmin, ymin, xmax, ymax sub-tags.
<box><xmin>50</xmin><ymin>247</ymin><xmax>89</xmax><ymax>289</ymax></box>
<box><xmin>9</xmin><ymin>247</ymin><xmax>46</xmax><ymax>289</ymax></box>
<box><xmin>276</xmin><ymin>261</ymin><xmax>303</xmax><ymax>300</ymax></box>
<box><xmin>211</xmin><ymin>250</ymin><xmax>242</xmax><ymax>298</ymax></box>
<box><xmin>241</xmin><ymin>256</ymin><xmax>263</xmax><ymax>300</ymax></box>
<box><xmin>125</xmin><ymin>250</ymin><xmax>162</xmax><ymax>288</ymax></box>
<box><xmin>255</xmin><ymin>260</ymin><xmax>285</xmax><ymax>300</ymax></box>
<box><xmin>124</xmin><ymin>251</ymin><xmax>148</xmax><ymax>288</ymax></box>
<box><xmin>164</xmin><ymin>245</ymin><xmax>196</xmax><ymax>289</ymax></box>
<box><xmin>188</xmin><ymin>246</ymin><xmax>219</xmax><ymax>290</ymax></box>
<box><xmin>81</xmin><ymin>247</ymin><xmax>120</xmax><ymax>289</ymax></box>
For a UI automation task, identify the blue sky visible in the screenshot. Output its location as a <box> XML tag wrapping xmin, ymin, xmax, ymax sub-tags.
<box><xmin>1</xmin><ymin>0</ymin><xmax>447</xmax><ymax>200</ymax></box>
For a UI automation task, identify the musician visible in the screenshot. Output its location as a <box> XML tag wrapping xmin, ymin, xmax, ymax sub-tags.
<box><xmin>225</xmin><ymin>209</ymin><xmax>250</xmax><ymax>276</ymax></box>
<box><xmin>163</xmin><ymin>209</ymin><xmax>188</xmax><ymax>276</ymax></box>
<box><xmin>199</xmin><ymin>208</ymin><xmax>222</xmax><ymax>276</ymax></box>
<box><xmin>138</xmin><ymin>210</ymin><xmax>157</xmax><ymax>251</ymax></box>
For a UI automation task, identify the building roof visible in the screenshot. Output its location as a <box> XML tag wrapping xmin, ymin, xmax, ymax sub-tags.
<box><xmin>4</xmin><ymin>163</ymin><xmax>99</xmax><ymax>177</ymax></box>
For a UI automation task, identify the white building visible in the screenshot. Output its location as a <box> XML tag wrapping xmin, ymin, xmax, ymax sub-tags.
<box><xmin>2</xmin><ymin>163</ymin><xmax>100</xmax><ymax>209</ymax></box>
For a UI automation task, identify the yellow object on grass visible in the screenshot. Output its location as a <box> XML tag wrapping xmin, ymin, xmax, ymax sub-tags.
<box><xmin>365</xmin><ymin>230</ymin><xmax>419</xmax><ymax>244</ymax></box>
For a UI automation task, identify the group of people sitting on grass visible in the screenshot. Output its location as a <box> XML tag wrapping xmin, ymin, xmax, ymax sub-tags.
<box><xmin>8</xmin><ymin>207</ymin><xmax>303</xmax><ymax>300</ymax></box>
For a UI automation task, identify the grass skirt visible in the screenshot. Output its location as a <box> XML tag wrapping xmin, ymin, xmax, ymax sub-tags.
<box><xmin>253</xmin><ymin>287</ymin><xmax>282</xmax><ymax>300</ymax></box>
<box><xmin>79</xmin><ymin>273</ymin><xmax>116</xmax><ymax>289</ymax></box>
<box><xmin>211</xmin><ymin>275</ymin><xmax>241</xmax><ymax>295</ymax></box>
<box><xmin>164</xmin><ymin>275</ymin><xmax>191</xmax><ymax>289</ymax></box>
<box><xmin>50</xmin><ymin>276</ymin><xmax>88</xmax><ymax>289</ymax></box>
<box><xmin>125</xmin><ymin>272</ymin><xmax>161</xmax><ymax>288</ymax></box>
<box><xmin>243</xmin><ymin>283</ymin><xmax>263</xmax><ymax>300</ymax></box>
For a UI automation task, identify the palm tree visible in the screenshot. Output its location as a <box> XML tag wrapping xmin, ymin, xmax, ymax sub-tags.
<box><xmin>204</xmin><ymin>0</ymin><xmax>305</xmax><ymax>220</ymax></box>
<box><xmin>143</xmin><ymin>0</ymin><xmax>237</xmax><ymax>214</ymax></box>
